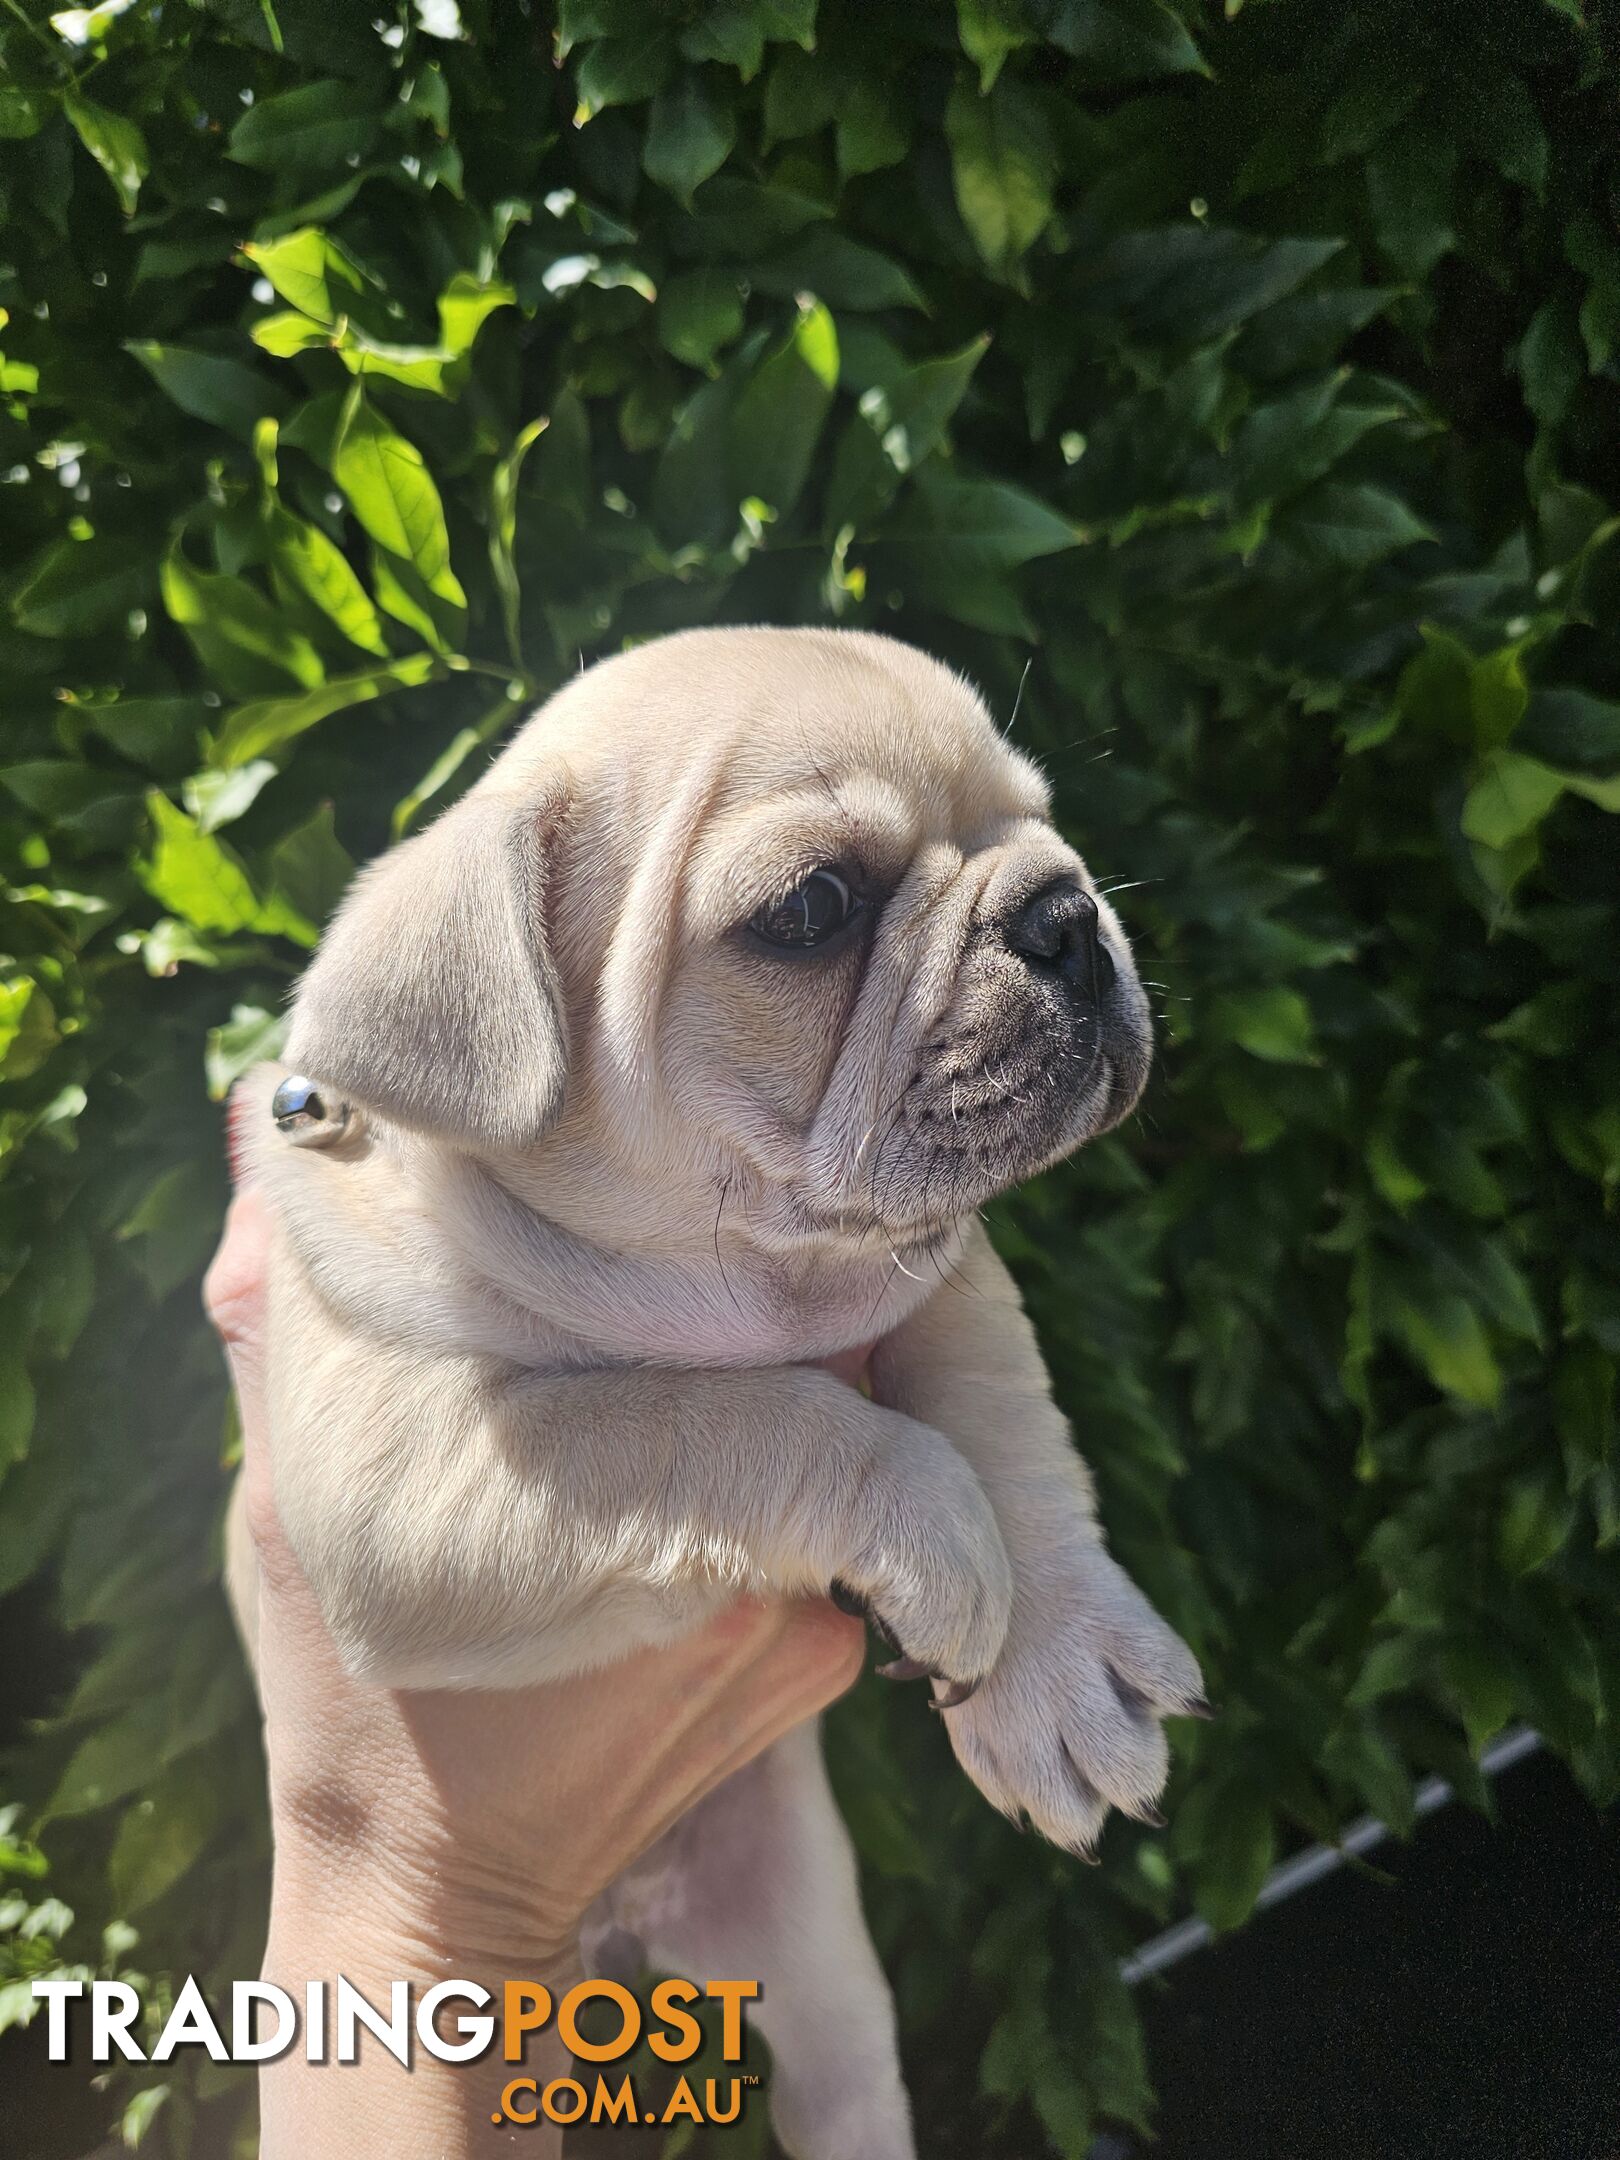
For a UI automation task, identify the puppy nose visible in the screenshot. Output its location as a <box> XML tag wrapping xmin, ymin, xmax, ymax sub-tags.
<box><xmin>1003</xmin><ymin>878</ymin><xmax>1115</xmax><ymax>991</ymax></box>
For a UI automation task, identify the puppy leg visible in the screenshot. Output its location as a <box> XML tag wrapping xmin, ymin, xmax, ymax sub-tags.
<box><xmin>268</xmin><ymin>1244</ymin><xmax>1012</xmax><ymax>1692</ymax></box>
<box><xmin>590</xmin><ymin>1721</ymin><xmax>915</xmax><ymax>2160</ymax></box>
<box><xmin>871</xmin><ymin>1220</ymin><xmax>1204</xmax><ymax>1854</ymax></box>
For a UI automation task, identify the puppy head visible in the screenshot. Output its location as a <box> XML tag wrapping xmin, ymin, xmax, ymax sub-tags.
<box><xmin>288</xmin><ymin>628</ymin><xmax>1151</xmax><ymax>1257</ymax></box>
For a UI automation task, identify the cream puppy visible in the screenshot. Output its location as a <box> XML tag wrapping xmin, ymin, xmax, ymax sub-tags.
<box><xmin>233</xmin><ymin>626</ymin><xmax>1203</xmax><ymax>2159</ymax></box>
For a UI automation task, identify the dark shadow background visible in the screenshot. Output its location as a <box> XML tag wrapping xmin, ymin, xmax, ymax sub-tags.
<box><xmin>1116</xmin><ymin>1748</ymin><xmax>1620</xmax><ymax>2160</ymax></box>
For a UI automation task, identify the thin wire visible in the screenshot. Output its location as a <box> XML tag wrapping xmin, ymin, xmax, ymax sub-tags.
<box><xmin>1117</xmin><ymin>1725</ymin><xmax>1542</xmax><ymax>1988</ymax></box>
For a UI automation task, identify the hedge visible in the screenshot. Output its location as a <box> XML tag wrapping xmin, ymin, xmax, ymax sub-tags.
<box><xmin>1</xmin><ymin>0</ymin><xmax>1617</xmax><ymax>2153</ymax></box>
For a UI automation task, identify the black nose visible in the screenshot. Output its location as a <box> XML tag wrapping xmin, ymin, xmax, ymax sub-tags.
<box><xmin>1003</xmin><ymin>878</ymin><xmax>1116</xmax><ymax>992</ymax></box>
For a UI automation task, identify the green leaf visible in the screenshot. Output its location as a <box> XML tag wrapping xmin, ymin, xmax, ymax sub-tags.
<box><xmin>63</xmin><ymin>94</ymin><xmax>148</xmax><ymax>214</ymax></box>
<box><xmin>1366</xmin><ymin>124</ymin><xmax>1458</xmax><ymax>281</ymax></box>
<box><xmin>205</xmin><ymin>1004</ymin><xmax>286</xmax><ymax>1099</ymax></box>
<box><xmin>1471</xmin><ymin>644</ymin><xmax>1532</xmax><ymax>750</ymax></box>
<box><xmin>242</xmin><ymin>227</ymin><xmax>373</xmax><ymax>327</ymax></box>
<box><xmin>1087</xmin><ymin>229</ymin><xmax>1343</xmax><ymax>347</ymax></box>
<box><xmin>182</xmin><ymin>760</ymin><xmax>277</xmax><ymax>835</ymax></box>
<box><xmin>727</xmin><ymin>300</ymin><xmax>839</xmax><ymax>519</ymax></box>
<box><xmin>958</xmin><ymin>0</ymin><xmax>1033</xmax><ymax>92</ymax></box>
<box><xmin>575</xmin><ymin>35</ymin><xmax>672</xmax><ymax>117</ymax></box>
<box><xmin>1461</xmin><ymin>750</ymin><xmax>1566</xmax><ymax>850</ymax></box>
<box><xmin>679</xmin><ymin>3</ymin><xmax>766</xmax><ymax>74</ymax></box>
<box><xmin>124</xmin><ymin>342</ymin><xmax>290</xmax><ymax>437</ymax></box>
<box><xmin>1519</xmin><ymin>297</ymin><xmax>1586</xmax><ymax>427</ymax></box>
<box><xmin>109</xmin><ymin>1762</ymin><xmax>221</xmax><ymax>1915</ymax></box>
<box><xmin>1190</xmin><ymin>1791</ymin><xmax>1275</xmax><ymax>1931</ymax></box>
<box><xmin>1236</xmin><ymin>285</ymin><xmax>1401</xmax><ymax>379</ymax></box>
<box><xmin>0</xmin><ymin>85</ymin><xmax>46</xmax><ymax>139</ymax></box>
<box><xmin>251</xmin><ymin>310</ymin><xmax>331</xmax><ymax>358</ymax></box>
<box><xmin>871</xmin><ymin>465</ymin><xmax>1080</xmax><ymax>634</ymax></box>
<box><xmin>210</xmin><ymin>653</ymin><xmax>439</xmax><ymax>767</ymax></box>
<box><xmin>1211</xmin><ymin>985</ymin><xmax>1318</xmax><ymax>1063</ymax></box>
<box><xmin>1457</xmin><ymin>67</ymin><xmax>1548</xmax><ymax>197</ymax></box>
<box><xmin>139</xmin><ymin>792</ymin><xmax>311</xmax><ymax>942</ymax></box>
<box><xmin>12</xmin><ymin>533</ymin><xmax>154</xmax><ymax>637</ymax></box>
<box><xmin>758</xmin><ymin>0</ymin><xmax>818</xmax><ymax>43</ymax></box>
<box><xmin>1275</xmin><ymin>481</ymin><xmax>1434</xmax><ymax>570</ymax></box>
<box><xmin>369</xmin><ymin>546</ymin><xmax>467</xmax><ymax>656</ymax></box>
<box><xmin>389</xmin><ymin>688</ymin><xmax>525</xmax><ymax>839</ymax></box>
<box><xmin>643</xmin><ymin>68</ymin><xmax>736</xmax><ymax>206</ymax></box>
<box><xmin>0</xmin><ymin>978</ymin><xmax>60</xmax><ymax>1086</ymax></box>
<box><xmin>119</xmin><ymin>2086</ymin><xmax>170</xmax><ymax>2150</ymax></box>
<box><xmin>1389</xmin><ymin>1288</ymin><xmax>1502</xmax><ymax>1407</ymax></box>
<box><xmin>266</xmin><ymin>802</ymin><xmax>353</xmax><ymax>927</ymax></box>
<box><xmin>331</xmin><ymin>391</ymin><xmax>455</xmax><ymax>590</ymax></box>
<box><xmin>1519</xmin><ymin>687</ymin><xmax>1620</xmax><ymax>773</ymax></box>
<box><xmin>837</xmin><ymin>78</ymin><xmax>910</xmax><ymax>178</ymax></box>
<box><xmin>436</xmin><ymin>272</ymin><xmax>515</xmax><ymax>358</ymax></box>
<box><xmin>1047</xmin><ymin>0</ymin><xmax>1207</xmax><ymax>82</ymax></box>
<box><xmin>0</xmin><ymin>1356</ymin><xmax>33</xmax><ymax>1477</ymax></box>
<box><xmin>1498</xmin><ymin>1474</ymin><xmax>1577</xmax><ymax>1576</ymax></box>
<box><xmin>84</xmin><ymin>696</ymin><xmax>205</xmax><ymax>774</ymax></box>
<box><xmin>1322</xmin><ymin>1724</ymin><xmax>1414</xmax><ymax>1834</ymax></box>
<box><xmin>945</xmin><ymin>75</ymin><xmax>1055</xmax><ymax>281</ymax></box>
<box><xmin>762</xmin><ymin>45</ymin><xmax>835</xmax><ymax>142</ymax></box>
<box><xmin>750</xmin><ymin>230</ymin><xmax>925</xmax><ymax>312</ymax></box>
<box><xmin>229</xmin><ymin>78</ymin><xmax>382</xmax><ymax>174</ymax></box>
<box><xmin>1564</xmin><ymin>769</ymin><xmax>1620</xmax><ymax>813</ymax></box>
<box><xmin>489</xmin><ymin>418</ymin><xmax>548</xmax><ymax>667</ymax></box>
<box><xmin>44</xmin><ymin>1699</ymin><xmax>169</xmax><ymax>1820</ymax></box>
<box><xmin>263</xmin><ymin>500</ymin><xmax>391</xmax><ymax>658</ymax></box>
<box><xmin>658</xmin><ymin>267</ymin><xmax>746</xmax><ymax>368</ymax></box>
<box><xmin>826</xmin><ymin>335</ymin><xmax>989</xmax><ymax>527</ymax></box>
<box><xmin>883</xmin><ymin>463</ymin><xmax>1078</xmax><ymax>571</ymax></box>
<box><xmin>1443</xmin><ymin>1640</ymin><xmax>1516</xmax><ymax>1750</ymax></box>
<box><xmin>161</xmin><ymin>545</ymin><xmax>326</xmax><ymax>698</ymax></box>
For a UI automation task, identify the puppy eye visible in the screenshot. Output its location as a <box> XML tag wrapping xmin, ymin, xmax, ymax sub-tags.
<box><xmin>750</xmin><ymin>868</ymin><xmax>864</xmax><ymax>951</ymax></box>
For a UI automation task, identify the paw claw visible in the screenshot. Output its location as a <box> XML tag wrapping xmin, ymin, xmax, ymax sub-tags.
<box><xmin>1106</xmin><ymin>1664</ymin><xmax>1152</xmax><ymax>1718</ymax></box>
<box><xmin>829</xmin><ymin>1580</ymin><xmax>902</xmax><ymax>1652</ymax></box>
<box><xmin>828</xmin><ymin>1577</ymin><xmax>867</xmax><ymax>1620</ymax></box>
<box><xmin>927</xmin><ymin>1675</ymin><xmax>981</xmax><ymax>1710</ymax></box>
<box><xmin>1180</xmin><ymin>1695</ymin><xmax>1218</xmax><ymax>1721</ymax></box>
<box><xmin>876</xmin><ymin>1654</ymin><xmax>932</xmax><ymax>1683</ymax></box>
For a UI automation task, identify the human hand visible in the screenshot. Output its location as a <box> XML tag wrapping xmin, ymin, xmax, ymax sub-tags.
<box><xmin>205</xmin><ymin>1185</ymin><xmax>866</xmax><ymax>2155</ymax></box>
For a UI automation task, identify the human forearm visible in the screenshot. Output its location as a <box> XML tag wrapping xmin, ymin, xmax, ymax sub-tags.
<box><xmin>260</xmin><ymin>1832</ymin><xmax>576</xmax><ymax>2160</ymax></box>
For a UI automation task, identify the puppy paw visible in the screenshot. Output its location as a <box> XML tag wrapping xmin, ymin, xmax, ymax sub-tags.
<box><xmin>834</xmin><ymin>1441</ymin><xmax>1013</xmax><ymax>1692</ymax></box>
<box><xmin>942</xmin><ymin>1540</ymin><xmax>1204</xmax><ymax>1855</ymax></box>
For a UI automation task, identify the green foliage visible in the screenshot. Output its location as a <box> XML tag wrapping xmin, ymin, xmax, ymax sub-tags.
<box><xmin>1</xmin><ymin>0</ymin><xmax>1618</xmax><ymax>2151</ymax></box>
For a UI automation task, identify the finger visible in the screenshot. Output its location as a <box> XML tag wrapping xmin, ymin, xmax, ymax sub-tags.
<box><xmin>619</xmin><ymin>1600</ymin><xmax>865</xmax><ymax>1849</ymax></box>
<box><xmin>203</xmin><ymin>1187</ymin><xmax>311</xmax><ymax>1603</ymax></box>
<box><xmin>204</xmin><ymin>1186</ymin><xmax>274</xmax><ymax>1409</ymax></box>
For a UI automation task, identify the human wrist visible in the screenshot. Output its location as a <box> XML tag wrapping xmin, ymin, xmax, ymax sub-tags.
<box><xmin>268</xmin><ymin>1818</ymin><xmax>583</xmax><ymax>1989</ymax></box>
<box><xmin>260</xmin><ymin>1847</ymin><xmax>579</xmax><ymax>2160</ymax></box>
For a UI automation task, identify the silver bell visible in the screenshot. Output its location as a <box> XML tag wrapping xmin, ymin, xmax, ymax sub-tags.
<box><xmin>272</xmin><ymin>1074</ymin><xmax>350</xmax><ymax>1144</ymax></box>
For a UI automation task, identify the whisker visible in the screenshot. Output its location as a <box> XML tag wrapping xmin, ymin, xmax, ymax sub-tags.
<box><xmin>1002</xmin><ymin>656</ymin><xmax>1034</xmax><ymax>739</ymax></box>
<box><xmin>862</xmin><ymin>1254</ymin><xmax>904</xmax><ymax>1328</ymax></box>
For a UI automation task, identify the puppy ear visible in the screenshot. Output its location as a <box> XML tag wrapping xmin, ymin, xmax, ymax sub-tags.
<box><xmin>286</xmin><ymin>786</ymin><xmax>568</xmax><ymax>1151</ymax></box>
